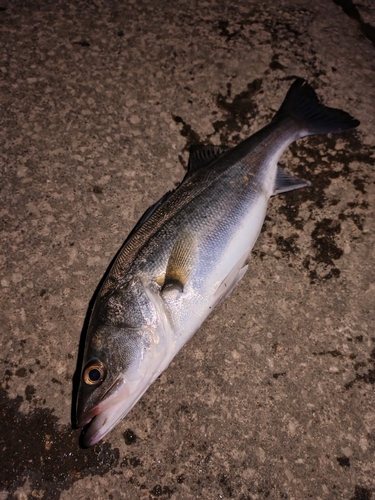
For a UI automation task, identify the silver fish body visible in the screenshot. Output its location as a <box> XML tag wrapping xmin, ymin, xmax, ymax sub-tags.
<box><xmin>76</xmin><ymin>79</ymin><xmax>359</xmax><ymax>446</ymax></box>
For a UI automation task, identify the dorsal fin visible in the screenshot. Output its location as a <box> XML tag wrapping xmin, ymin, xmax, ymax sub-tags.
<box><xmin>187</xmin><ymin>145</ymin><xmax>228</xmax><ymax>174</ymax></box>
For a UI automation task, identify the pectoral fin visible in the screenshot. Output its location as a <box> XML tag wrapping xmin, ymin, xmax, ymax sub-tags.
<box><xmin>162</xmin><ymin>233</ymin><xmax>197</xmax><ymax>293</ymax></box>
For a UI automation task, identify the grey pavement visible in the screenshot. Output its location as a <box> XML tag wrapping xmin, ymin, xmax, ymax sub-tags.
<box><xmin>1</xmin><ymin>0</ymin><xmax>374</xmax><ymax>499</ymax></box>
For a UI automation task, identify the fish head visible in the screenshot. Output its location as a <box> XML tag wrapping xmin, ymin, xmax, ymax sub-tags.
<box><xmin>76</xmin><ymin>284</ymin><xmax>173</xmax><ymax>447</ymax></box>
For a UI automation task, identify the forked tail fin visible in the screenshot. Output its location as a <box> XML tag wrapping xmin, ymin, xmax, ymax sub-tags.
<box><xmin>273</xmin><ymin>78</ymin><xmax>360</xmax><ymax>136</ymax></box>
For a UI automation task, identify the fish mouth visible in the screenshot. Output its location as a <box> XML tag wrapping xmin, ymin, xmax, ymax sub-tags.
<box><xmin>77</xmin><ymin>376</ymin><xmax>125</xmax><ymax>426</ymax></box>
<box><xmin>77</xmin><ymin>376</ymin><xmax>131</xmax><ymax>447</ymax></box>
<box><xmin>77</xmin><ymin>371</ymin><xmax>160</xmax><ymax>447</ymax></box>
<box><xmin>77</xmin><ymin>404</ymin><xmax>102</xmax><ymax>428</ymax></box>
<box><xmin>78</xmin><ymin>361</ymin><xmax>170</xmax><ymax>447</ymax></box>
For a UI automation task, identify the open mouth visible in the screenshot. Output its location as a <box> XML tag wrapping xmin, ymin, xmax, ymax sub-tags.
<box><xmin>80</xmin><ymin>412</ymin><xmax>110</xmax><ymax>448</ymax></box>
<box><xmin>77</xmin><ymin>377</ymin><xmax>132</xmax><ymax>447</ymax></box>
<box><xmin>77</xmin><ymin>404</ymin><xmax>102</xmax><ymax>428</ymax></box>
<box><xmin>77</xmin><ymin>376</ymin><xmax>126</xmax><ymax>426</ymax></box>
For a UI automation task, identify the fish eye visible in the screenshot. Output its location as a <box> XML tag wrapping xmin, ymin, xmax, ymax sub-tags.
<box><xmin>83</xmin><ymin>361</ymin><xmax>106</xmax><ymax>386</ymax></box>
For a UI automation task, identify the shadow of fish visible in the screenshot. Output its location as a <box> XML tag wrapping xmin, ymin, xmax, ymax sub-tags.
<box><xmin>76</xmin><ymin>78</ymin><xmax>359</xmax><ymax>447</ymax></box>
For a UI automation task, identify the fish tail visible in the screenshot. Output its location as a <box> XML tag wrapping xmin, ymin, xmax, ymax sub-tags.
<box><xmin>273</xmin><ymin>78</ymin><xmax>360</xmax><ymax>136</ymax></box>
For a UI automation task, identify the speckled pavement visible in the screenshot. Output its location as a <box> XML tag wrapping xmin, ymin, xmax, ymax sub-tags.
<box><xmin>1</xmin><ymin>0</ymin><xmax>374</xmax><ymax>499</ymax></box>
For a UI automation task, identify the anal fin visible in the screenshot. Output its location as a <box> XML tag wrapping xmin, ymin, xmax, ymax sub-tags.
<box><xmin>273</xmin><ymin>165</ymin><xmax>311</xmax><ymax>196</ymax></box>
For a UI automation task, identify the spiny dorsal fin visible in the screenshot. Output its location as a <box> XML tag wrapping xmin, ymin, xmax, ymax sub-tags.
<box><xmin>162</xmin><ymin>232</ymin><xmax>197</xmax><ymax>294</ymax></box>
<box><xmin>188</xmin><ymin>144</ymin><xmax>228</xmax><ymax>174</ymax></box>
<box><xmin>273</xmin><ymin>165</ymin><xmax>311</xmax><ymax>196</ymax></box>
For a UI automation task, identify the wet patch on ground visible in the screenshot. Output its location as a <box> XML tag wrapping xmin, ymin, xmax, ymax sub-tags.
<box><xmin>211</xmin><ymin>78</ymin><xmax>263</xmax><ymax>144</ymax></box>
<box><xmin>277</xmin><ymin>132</ymin><xmax>374</xmax><ymax>282</ymax></box>
<box><xmin>275</xmin><ymin>234</ymin><xmax>300</xmax><ymax>256</ymax></box>
<box><xmin>304</xmin><ymin>218</ymin><xmax>343</xmax><ymax>282</ymax></box>
<box><xmin>149</xmin><ymin>484</ymin><xmax>175</xmax><ymax>498</ymax></box>
<box><xmin>337</xmin><ymin>456</ymin><xmax>351</xmax><ymax>467</ymax></box>
<box><xmin>172</xmin><ymin>78</ymin><xmax>263</xmax><ymax>168</ymax></box>
<box><xmin>286</xmin><ymin>133</ymin><xmax>373</xmax><ymax>212</ymax></box>
<box><xmin>313</xmin><ymin>337</ymin><xmax>375</xmax><ymax>392</ymax></box>
<box><xmin>172</xmin><ymin>115</ymin><xmax>201</xmax><ymax>168</ymax></box>
<box><xmin>345</xmin><ymin>343</ymin><xmax>375</xmax><ymax>391</ymax></box>
<box><xmin>0</xmin><ymin>387</ymin><xmax>119</xmax><ymax>500</ymax></box>
<box><xmin>350</xmin><ymin>485</ymin><xmax>373</xmax><ymax>500</ymax></box>
<box><xmin>216</xmin><ymin>19</ymin><xmax>244</xmax><ymax>42</ymax></box>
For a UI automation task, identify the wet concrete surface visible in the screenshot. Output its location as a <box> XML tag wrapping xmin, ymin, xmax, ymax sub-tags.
<box><xmin>1</xmin><ymin>0</ymin><xmax>374</xmax><ymax>498</ymax></box>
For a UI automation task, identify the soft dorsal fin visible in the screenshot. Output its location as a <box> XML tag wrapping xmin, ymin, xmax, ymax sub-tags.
<box><xmin>161</xmin><ymin>232</ymin><xmax>197</xmax><ymax>294</ymax></box>
<box><xmin>188</xmin><ymin>145</ymin><xmax>228</xmax><ymax>174</ymax></box>
<box><xmin>273</xmin><ymin>165</ymin><xmax>311</xmax><ymax>196</ymax></box>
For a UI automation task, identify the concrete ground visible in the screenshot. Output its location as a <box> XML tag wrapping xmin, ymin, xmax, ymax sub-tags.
<box><xmin>1</xmin><ymin>0</ymin><xmax>374</xmax><ymax>499</ymax></box>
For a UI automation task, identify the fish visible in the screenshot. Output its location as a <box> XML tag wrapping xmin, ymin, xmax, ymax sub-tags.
<box><xmin>76</xmin><ymin>78</ymin><xmax>359</xmax><ymax>447</ymax></box>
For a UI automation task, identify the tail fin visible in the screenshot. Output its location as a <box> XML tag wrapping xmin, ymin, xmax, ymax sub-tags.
<box><xmin>273</xmin><ymin>78</ymin><xmax>360</xmax><ymax>136</ymax></box>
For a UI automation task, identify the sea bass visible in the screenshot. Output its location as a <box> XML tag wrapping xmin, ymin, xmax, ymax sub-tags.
<box><xmin>76</xmin><ymin>79</ymin><xmax>359</xmax><ymax>446</ymax></box>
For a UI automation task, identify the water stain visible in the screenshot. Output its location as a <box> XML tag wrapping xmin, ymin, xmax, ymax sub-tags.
<box><xmin>303</xmin><ymin>218</ymin><xmax>344</xmax><ymax>282</ymax></box>
<box><xmin>173</xmin><ymin>79</ymin><xmax>262</xmax><ymax>168</ymax></box>
<box><xmin>336</xmin><ymin>456</ymin><xmax>350</xmax><ymax>467</ymax></box>
<box><xmin>279</xmin><ymin>133</ymin><xmax>373</xmax><ymax>282</ymax></box>
<box><xmin>120</xmin><ymin>455</ymin><xmax>142</xmax><ymax>467</ymax></box>
<box><xmin>269</xmin><ymin>54</ymin><xmax>285</xmax><ymax>71</ymax></box>
<box><xmin>73</xmin><ymin>40</ymin><xmax>90</xmax><ymax>47</ymax></box>
<box><xmin>350</xmin><ymin>485</ymin><xmax>373</xmax><ymax>500</ymax></box>
<box><xmin>123</xmin><ymin>428</ymin><xmax>137</xmax><ymax>445</ymax></box>
<box><xmin>339</xmin><ymin>211</ymin><xmax>365</xmax><ymax>231</ymax></box>
<box><xmin>150</xmin><ymin>484</ymin><xmax>174</xmax><ymax>498</ymax></box>
<box><xmin>275</xmin><ymin>234</ymin><xmax>300</xmax><ymax>256</ymax></box>
<box><xmin>219</xmin><ymin>472</ymin><xmax>234</xmax><ymax>498</ymax></box>
<box><xmin>283</xmin><ymin>132</ymin><xmax>373</xmax><ymax>213</ymax></box>
<box><xmin>15</xmin><ymin>367</ymin><xmax>28</xmax><ymax>377</ymax></box>
<box><xmin>312</xmin><ymin>350</ymin><xmax>343</xmax><ymax>357</ymax></box>
<box><xmin>345</xmin><ymin>346</ymin><xmax>375</xmax><ymax>390</ymax></box>
<box><xmin>93</xmin><ymin>185</ymin><xmax>103</xmax><ymax>194</ymax></box>
<box><xmin>172</xmin><ymin>115</ymin><xmax>201</xmax><ymax>167</ymax></box>
<box><xmin>0</xmin><ymin>387</ymin><xmax>119</xmax><ymax>500</ymax></box>
<box><xmin>217</xmin><ymin>19</ymin><xmax>241</xmax><ymax>41</ymax></box>
<box><xmin>213</xmin><ymin>78</ymin><xmax>262</xmax><ymax>143</ymax></box>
